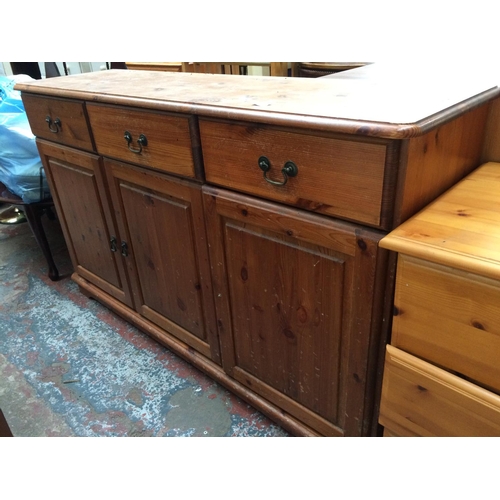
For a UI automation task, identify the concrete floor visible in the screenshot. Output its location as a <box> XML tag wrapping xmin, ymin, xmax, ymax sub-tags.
<box><xmin>0</xmin><ymin>205</ymin><xmax>288</xmax><ymax>437</ymax></box>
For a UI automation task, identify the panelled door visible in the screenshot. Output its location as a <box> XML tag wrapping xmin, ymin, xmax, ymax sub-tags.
<box><xmin>104</xmin><ymin>159</ymin><xmax>220</xmax><ymax>363</ymax></box>
<box><xmin>37</xmin><ymin>139</ymin><xmax>134</xmax><ymax>307</ymax></box>
<box><xmin>203</xmin><ymin>185</ymin><xmax>387</xmax><ymax>436</ymax></box>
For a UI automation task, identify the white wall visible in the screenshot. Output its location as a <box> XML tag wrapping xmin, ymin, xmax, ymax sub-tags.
<box><xmin>0</xmin><ymin>63</ymin><xmax>13</xmax><ymax>76</ymax></box>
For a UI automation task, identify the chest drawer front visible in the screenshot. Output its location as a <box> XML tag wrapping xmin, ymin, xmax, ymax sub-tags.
<box><xmin>200</xmin><ymin>120</ymin><xmax>388</xmax><ymax>226</ymax></box>
<box><xmin>22</xmin><ymin>94</ymin><xmax>94</xmax><ymax>151</ymax></box>
<box><xmin>379</xmin><ymin>345</ymin><xmax>500</xmax><ymax>436</ymax></box>
<box><xmin>87</xmin><ymin>104</ymin><xmax>196</xmax><ymax>179</ymax></box>
<box><xmin>392</xmin><ymin>255</ymin><xmax>500</xmax><ymax>394</ymax></box>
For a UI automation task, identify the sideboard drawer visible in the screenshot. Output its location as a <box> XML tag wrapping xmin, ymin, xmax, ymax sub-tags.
<box><xmin>379</xmin><ymin>345</ymin><xmax>500</xmax><ymax>437</ymax></box>
<box><xmin>22</xmin><ymin>94</ymin><xmax>94</xmax><ymax>151</ymax></box>
<box><xmin>87</xmin><ymin>104</ymin><xmax>196</xmax><ymax>179</ymax></box>
<box><xmin>200</xmin><ymin>119</ymin><xmax>388</xmax><ymax>226</ymax></box>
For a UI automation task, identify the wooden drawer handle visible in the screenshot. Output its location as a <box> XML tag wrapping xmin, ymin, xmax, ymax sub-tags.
<box><xmin>45</xmin><ymin>115</ymin><xmax>61</xmax><ymax>133</ymax></box>
<box><xmin>124</xmin><ymin>131</ymin><xmax>148</xmax><ymax>154</ymax></box>
<box><xmin>258</xmin><ymin>156</ymin><xmax>298</xmax><ymax>186</ymax></box>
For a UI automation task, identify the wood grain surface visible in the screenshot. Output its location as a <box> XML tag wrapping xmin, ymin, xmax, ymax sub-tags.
<box><xmin>86</xmin><ymin>103</ymin><xmax>196</xmax><ymax>179</ymax></box>
<box><xmin>396</xmin><ymin>104</ymin><xmax>489</xmax><ymax>224</ymax></box>
<box><xmin>203</xmin><ymin>185</ymin><xmax>387</xmax><ymax>436</ymax></box>
<box><xmin>200</xmin><ymin>119</ymin><xmax>388</xmax><ymax>226</ymax></box>
<box><xmin>391</xmin><ymin>255</ymin><xmax>500</xmax><ymax>394</ymax></box>
<box><xmin>381</xmin><ymin>162</ymin><xmax>500</xmax><ymax>280</ymax></box>
<box><xmin>22</xmin><ymin>94</ymin><xmax>95</xmax><ymax>151</ymax></box>
<box><xmin>15</xmin><ymin>64</ymin><xmax>500</xmax><ymax>138</ymax></box>
<box><xmin>104</xmin><ymin>159</ymin><xmax>220</xmax><ymax>362</ymax></box>
<box><xmin>36</xmin><ymin>140</ymin><xmax>134</xmax><ymax>307</ymax></box>
<box><xmin>379</xmin><ymin>345</ymin><xmax>500</xmax><ymax>436</ymax></box>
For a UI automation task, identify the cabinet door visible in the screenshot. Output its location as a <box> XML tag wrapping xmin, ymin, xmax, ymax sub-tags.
<box><xmin>204</xmin><ymin>186</ymin><xmax>387</xmax><ymax>436</ymax></box>
<box><xmin>37</xmin><ymin>140</ymin><xmax>134</xmax><ymax>307</ymax></box>
<box><xmin>104</xmin><ymin>159</ymin><xmax>220</xmax><ymax>363</ymax></box>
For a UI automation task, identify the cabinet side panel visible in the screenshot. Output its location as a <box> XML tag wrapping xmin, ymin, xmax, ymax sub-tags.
<box><xmin>398</xmin><ymin>103</ymin><xmax>489</xmax><ymax>224</ymax></box>
<box><xmin>481</xmin><ymin>97</ymin><xmax>500</xmax><ymax>162</ymax></box>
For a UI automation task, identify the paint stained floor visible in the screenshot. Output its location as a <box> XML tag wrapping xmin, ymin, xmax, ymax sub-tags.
<box><xmin>0</xmin><ymin>207</ymin><xmax>288</xmax><ymax>437</ymax></box>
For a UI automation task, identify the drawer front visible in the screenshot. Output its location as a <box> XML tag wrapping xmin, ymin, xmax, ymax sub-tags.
<box><xmin>200</xmin><ymin>119</ymin><xmax>388</xmax><ymax>226</ymax></box>
<box><xmin>392</xmin><ymin>255</ymin><xmax>500</xmax><ymax>394</ymax></box>
<box><xmin>379</xmin><ymin>345</ymin><xmax>500</xmax><ymax>437</ymax></box>
<box><xmin>87</xmin><ymin>104</ymin><xmax>196</xmax><ymax>179</ymax></box>
<box><xmin>22</xmin><ymin>94</ymin><xmax>94</xmax><ymax>151</ymax></box>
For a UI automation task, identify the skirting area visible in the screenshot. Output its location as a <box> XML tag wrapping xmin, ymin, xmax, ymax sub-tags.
<box><xmin>0</xmin><ymin>207</ymin><xmax>287</xmax><ymax>437</ymax></box>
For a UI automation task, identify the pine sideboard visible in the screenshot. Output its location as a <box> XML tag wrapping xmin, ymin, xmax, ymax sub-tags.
<box><xmin>15</xmin><ymin>64</ymin><xmax>500</xmax><ymax>436</ymax></box>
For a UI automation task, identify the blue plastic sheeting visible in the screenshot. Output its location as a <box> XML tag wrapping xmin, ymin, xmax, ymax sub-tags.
<box><xmin>0</xmin><ymin>75</ymin><xmax>49</xmax><ymax>203</ymax></box>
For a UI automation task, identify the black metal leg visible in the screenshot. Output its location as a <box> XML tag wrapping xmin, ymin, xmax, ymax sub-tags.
<box><xmin>0</xmin><ymin>409</ymin><xmax>13</xmax><ymax>437</ymax></box>
<box><xmin>23</xmin><ymin>204</ymin><xmax>59</xmax><ymax>281</ymax></box>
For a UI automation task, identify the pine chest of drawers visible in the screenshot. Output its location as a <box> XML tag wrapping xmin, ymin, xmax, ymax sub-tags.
<box><xmin>379</xmin><ymin>162</ymin><xmax>500</xmax><ymax>436</ymax></box>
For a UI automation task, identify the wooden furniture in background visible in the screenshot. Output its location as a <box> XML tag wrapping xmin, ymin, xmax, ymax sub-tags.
<box><xmin>125</xmin><ymin>62</ymin><xmax>182</xmax><ymax>72</ymax></box>
<box><xmin>15</xmin><ymin>66</ymin><xmax>499</xmax><ymax>436</ymax></box>
<box><xmin>181</xmin><ymin>62</ymin><xmax>289</xmax><ymax>76</ymax></box>
<box><xmin>379</xmin><ymin>162</ymin><xmax>500</xmax><ymax>436</ymax></box>
<box><xmin>125</xmin><ymin>62</ymin><xmax>365</xmax><ymax>77</ymax></box>
<box><xmin>294</xmin><ymin>62</ymin><xmax>368</xmax><ymax>77</ymax></box>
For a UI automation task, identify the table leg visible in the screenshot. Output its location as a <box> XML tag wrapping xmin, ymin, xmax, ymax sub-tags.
<box><xmin>23</xmin><ymin>204</ymin><xmax>59</xmax><ymax>281</ymax></box>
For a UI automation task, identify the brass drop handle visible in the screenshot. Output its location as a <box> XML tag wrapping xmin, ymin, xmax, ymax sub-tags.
<box><xmin>258</xmin><ymin>156</ymin><xmax>298</xmax><ymax>186</ymax></box>
<box><xmin>124</xmin><ymin>131</ymin><xmax>148</xmax><ymax>154</ymax></box>
<box><xmin>46</xmin><ymin>115</ymin><xmax>61</xmax><ymax>133</ymax></box>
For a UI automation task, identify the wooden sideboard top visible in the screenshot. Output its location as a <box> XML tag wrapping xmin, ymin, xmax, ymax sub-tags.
<box><xmin>15</xmin><ymin>63</ymin><xmax>500</xmax><ymax>138</ymax></box>
<box><xmin>380</xmin><ymin>162</ymin><xmax>500</xmax><ymax>280</ymax></box>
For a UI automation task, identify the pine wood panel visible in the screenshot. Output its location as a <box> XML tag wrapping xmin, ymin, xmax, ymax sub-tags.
<box><xmin>203</xmin><ymin>185</ymin><xmax>386</xmax><ymax>436</ymax></box>
<box><xmin>481</xmin><ymin>96</ymin><xmax>500</xmax><ymax>162</ymax></box>
<box><xmin>36</xmin><ymin>140</ymin><xmax>133</xmax><ymax>307</ymax></box>
<box><xmin>181</xmin><ymin>62</ymin><xmax>287</xmax><ymax>76</ymax></box>
<box><xmin>224</xmin><ymin>220</ymin><xmax>345</xmax><ymax>423</ymax></box>
<box><xmin>381</xmin><ymin>162</ymin><xmax>500</xmax><ymax>280</ymax></box>
<box><xmin>379</xmin><ymin>346</ymin><xmax>500</xmax><ymax>437</ymax></box>
<box><xmin>22</xmin><ymin>94</ymin><xmax>94</xmax><ymax>151</ymax></box>
<box><xmin>232</xmin><ymin>367</ymin><xmax>343</xmax><ymax>436</ymax></box>
<box><xmin>104</xmin><ymin>159</ymin><xmax>220</xmax><ymax>362</ymax></box>
<box><xmin>86</xmin><ymin>103</ymin><xmax>196</xmax><ymax>179</ymax></box>
<box><xmin>396</xmin><ymin>104</ymin><xmax>490</xmax><ymax>224</ymax></box>
<box><xmin>15</xmin><ymin>68</ymin><xmax>500</xmax><ymax>138</ymax></box>
<box><xmin>381</xmin><ymin>161</ymin><xmax>500</xmax><ymax>437</ymax></box>
<box><xmin>391</xmin><ymin>255</ymin><xmax>500</xmax><ymax>393</ymax></box>
<box><xmin>269</xmin><ymin>62</ymin><xmax>288</xmax><ymax>76</ymax></box>
<box><xmin>200</xmin><ymin>119</ymin><xmax>388</xmax><ymax>226</ymax></box>
<box><xmin>126</xmin><ymin>62</ymin><xmax>182</xmax><ymax>72</ymax></box>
